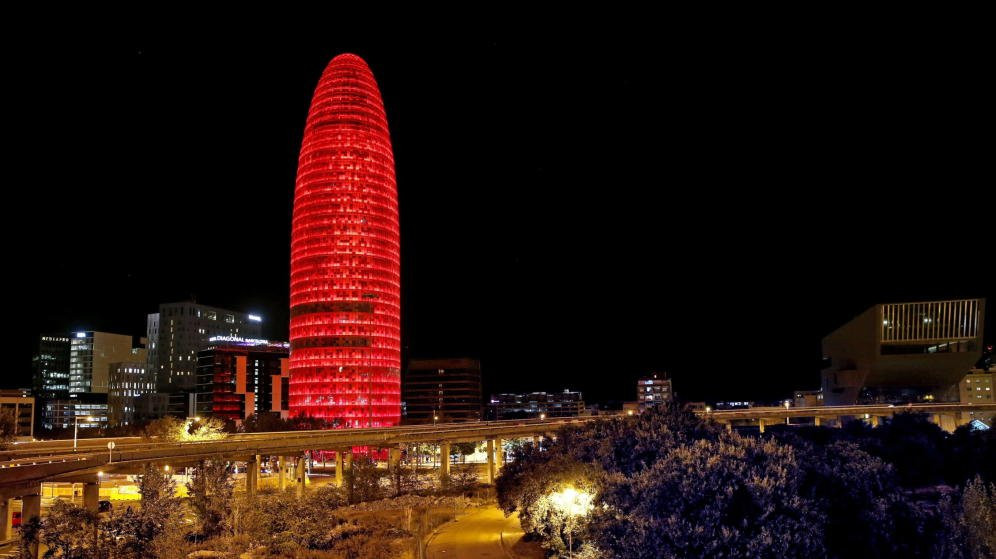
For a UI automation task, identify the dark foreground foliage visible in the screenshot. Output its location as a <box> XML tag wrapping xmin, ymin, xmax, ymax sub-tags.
<box><xmin>497</xmin><ymin>404</ymin><xmax>996</xmax><ymax>559</ymax></box>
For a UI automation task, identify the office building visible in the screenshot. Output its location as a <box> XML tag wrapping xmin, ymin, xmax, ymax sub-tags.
<box><xmin>32</xmin><ymin>335</ymin><xmax>71</xmax><ymax>398</ymax></box>
<box><xmin>288</xmin><ymin>54</ymin><xmax>401</xmax><ymax>427</ymax></box>
<box><xmin>107</xmin><ymin>355</ymin><xmax>154</xmax><ymax>427</ymax></box>
<box><xmin>42</xmin><ymin>393</ymin><xmax>108</xmax><ymax>430</ymax></box>
<box><xmin>488</xmin><ymin>390</ymin><xmax>586</xmax><ymax>420</ymax></box>
<box><xmin>195</xmin><ymin>337</ymin><xmax>290</xmax><ymax>424</ymax></box>
<box><xmin>637</xmin><ymin>374</ymin><xmax>673</xmax><ymax>408</ymax></box>
<box><xmin>135</xmin><ymin>392</ymin><xmax>170</xmax><ymax>422</ymax></box>
<box><xmin>821</xmin><ymin>298</ymin><xmax>986</xmax><ymax>405</ymax></box>
<box><xmin>69</xmin><ymin>331</ymin><xmax>136</xmax><ymax>394</ymax></box>
<box><xmin>403</xmin><ymin>358</ymin><xmax>482</xmax><ymax>424</ymax></box>
<box><xmin>0</xmin><ymin>390</ymin><xmax>35</xmax><ymax>438</ymax></box>
<box><xmin>147</xmin><ymin>302</ymin><xmax>262</xmax><ymax>392</ymax></box>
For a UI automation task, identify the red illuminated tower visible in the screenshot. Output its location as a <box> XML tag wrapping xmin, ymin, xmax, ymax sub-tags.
<box><xmin>289</xmin><ymin>54</ymin><xmax>400</xmax><ymax>427</ymax></box>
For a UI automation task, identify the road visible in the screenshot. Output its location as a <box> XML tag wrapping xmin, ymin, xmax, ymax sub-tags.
<box><xmin>427</xmin><ymin>506</ymin><xmax>542</xmax><ymax>559</ymax></box>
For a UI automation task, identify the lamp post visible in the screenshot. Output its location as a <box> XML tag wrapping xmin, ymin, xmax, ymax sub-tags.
<box><xmin>549</xmin><ymin>487</ymin><xmax>594</xmax><ymax>558</ymax></box>
<box><xmin>73</xmin><ymin>411</ymin><xmax>95</xmax><ymax>452</ymax></box>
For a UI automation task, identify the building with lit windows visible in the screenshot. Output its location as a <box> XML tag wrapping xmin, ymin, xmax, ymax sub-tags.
<box><xmin>69</xmin><ymin>331</ymin><xmax>137</xmax><ymax>394</ymax></box>
<box><xmin>42</xmin><ymin>393</ymin><xmax>108</xmax><ymax>430</ymax></box>
<box><xmin>288</xmin><ymin>53</ymin><xmax>401</xmax><ymax>427</ymax></box>
<box><xmin>959</xmin><ymin>369</ymin><xmax>995</xmax><ymax>426</ymax></box>
<box><xmin>403</xmin><ymin>358</ymin><xmax>482</xmax><ymax>424</ymax></box>
<box><xmin>147</xmin><ymin>302</ymin><xmax>262</xmax><ymax>392</ymax></box>
<box><xmin>793</xmin><ymin>389</ymin><xmax>824</xmax><ymax>407</ymax></box>
<box><xmin>195</xmin><ymin>337</ymin><xmax>290</xmax><ymax>424</ymax></box>
<box><xmin>821</xmin><ymin>298</ymin><xmax>986</xmax><ymax>405</ymax></box>
<box><xmin>637</xmin><ymin>374</ymin><xmax>673</xmax><ymax>409</ymax></box>
<box><xmin>488</xmin><ymin>390</ymin><xmax>586</xmax><ymax>420</ymax></box>
<box><xmin>0</xmin><ymin>390</ymin><xmax>35</xmax><ymax>438</ymax></box>
<box><xmin>107</xmin><ymin>358</ymin><xmax>154</xmax><ymax>426</ymax></box>
<box><xmin>32</xmin><ymin>335</ymin><xmax>71</xmax><ymax>398</ymax></box>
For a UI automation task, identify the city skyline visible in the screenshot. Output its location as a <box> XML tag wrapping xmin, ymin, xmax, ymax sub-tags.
<box><xmin>9</xmin><ymin>33</ymin><xmax>993</xmax><ymax>404</ymax></box>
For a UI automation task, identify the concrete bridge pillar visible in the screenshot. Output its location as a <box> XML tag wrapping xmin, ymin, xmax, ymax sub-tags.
<box><xmin>335</xmin><ymin>451</ymin><xmax>344</xmax><ymax>488</ymax></box>
<box><xmin>813</xmin><ymin>416</ymin><xmax>821</xmax><ymax>427</ymax></box>
<box><xmin>532</xmin><ymin>435</ymin><xmax>540</xmax><ymax>447</ymax></box>
<box><xmin>0</xmin><ymin>498</ymin><xmax>13</xmax><ymax>541</ymax></box>
<box><xmin>296</xmin><ymin>455</ymin><xmax>308</xmax><ymax>497</ymax></box>
<box><xmin>439</xmin><ymin>442</ymin><xmax>451</xmax><ymax>484</ymax></box>
<box><xmin>83</xmin><ymin>481</ymin><xmax>100</xmax><ymax>513</ymax></box>
<box><xmin>758</xmin><ymin>419</ymin><xmax>766</xmax><ymax>434</ymax></box>
<box><xmin>23</xmin><ymin>492</ymin><xmax>41</xmax><ymax>559</ymax></box>
<box><xmin>246</xmin><ymin>455</ymin><xmax>260</xmax><ymax>497</ymax></box>
<box><xmin>869</xmin><ymin>416</ymin><xmax>880</xmax><ymax>428</ymax></box>
<box><xmin>278</xmin><ymin>456</ymin><xmax>287</xmax><ymax>491</ymax></box>
<box><xmin>496</xmin><ymin>438</ymin><xmax>506</xmax><ymax>469</ymax></box>
<box><xmin>487</xmin><ymin>439</ymin><xmax>496</xmax><ymax>484</ymax></box>
<box><xmin>725</xmin><ymin>422</ymin><xmax>733</xmax><ymax>432</ymax></box>
<box><xmin>938</xmin><ymin>414</ymin><xmax>958</xmax><ymax>433</ymax></box>
<box><xmin>389</xmin><ymin>447</ymin><xmax>402</xmax><ymax>471</ymax></box>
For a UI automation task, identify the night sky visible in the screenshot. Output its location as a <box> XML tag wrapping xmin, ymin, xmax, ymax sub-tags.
<box><xmin>7</xmin><ymin>26</ymin><xmax>993</xmax><ymax>404</ymax></box>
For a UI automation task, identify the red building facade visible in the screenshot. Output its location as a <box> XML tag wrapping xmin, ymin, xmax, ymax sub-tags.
<box><xmin>289</xmin><ymin>53</ymin><xmax>401</xmax><ymax>427</ymax></box>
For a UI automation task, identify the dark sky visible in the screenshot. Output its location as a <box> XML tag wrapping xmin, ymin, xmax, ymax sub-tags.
<box><xmin>6</xmin><ymin>24</ymin><xmax>993</xmax><ymax>403</ymax></box>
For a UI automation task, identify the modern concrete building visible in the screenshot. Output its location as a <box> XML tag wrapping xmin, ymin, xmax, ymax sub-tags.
<box><xmin>68</xmin><ymin>331</ymin><xmax>137</xmax><ymax>394</ymax></box>
<box><xmin>958</xmin><ymin>369</ymin><xmax>995</xmax><ymax>427</ymax></box>
<box><xmin>107</xmin><ymin>355</ymin><xmax>154</xmax><ymax>427</ymax></box>
<box><xmin>793</xmin><ymin>389</ymin><xmax>824</xmax><ymax>407</ymax></box>
<box><xmin>403</xmin><ymin>358</ymin><xmax>483</xmax><ymax>424</ymax></box>
<box><xmin>821</xmin><ymin>298</ymin><xmax>986</xmax><ymax>405</ymax></box>
<box><xmin>0</xmin><ymin>390</ymin><xmax>35</xmax><ymax>438</ymax></box>
<box><xmin>32</xmin><ymin>335</ymin><xmax>71</xmax><ymax>398</ymax></box>
<box><xmin>637</xmin><ymin>373</ymin><xmax>673</xmax><ymax>408</ymax></box>
<box><xmin>195</xmin><ymin>337</ymin><xmax>290</xmax><ymax>424</ymax></box>
<box><xmin>147</xmin><ymin>302</ymin><xmax>263</xmax><ymax>392</ymax></box>
<box><xmin>488</xmin><ymin>390</ymin><xmax>585</xmax><ymax>420</ymax></box>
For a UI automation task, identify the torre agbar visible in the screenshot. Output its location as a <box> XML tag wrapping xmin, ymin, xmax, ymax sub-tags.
<box><xmin>289</xmin><ymin>54</ymin><xmax>401</xmax><ymax>427</ymax></box>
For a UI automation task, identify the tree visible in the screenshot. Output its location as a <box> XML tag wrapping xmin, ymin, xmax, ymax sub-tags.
<box><xmin>0</xmin><ymin>407</ymin><xmax>18</xmax><ymax>449</ymax></box>
<box><xmin>940</xmin><ymin>476</ymin><xmax>996</xmax><ymax>559</ymax></box>
<box><xmin>498</xmin><ymin>403</ymin><xmax>962</xmax><ymax>559</ymax></box>
<box><xmin>144</xmin><ymin>416</ymin><xmax>227</xmax><ymax>442</ymax></box>
<box><xmin>388</xmin><ymin>455</ymin><xmax>422</xmax><ymax>497</ymax></box>
<box><xmin>38</xmin><ymin>500</ymin><xmax>103</xmax><ymax>559</ymax></box>
<box><xmin>106</xmin><ymin>463</ymin><xmax>184</xmax><ymax>558</ymax></box>
<box><xmin>187</xmin><ymin>460</ymin><xmax>234</xmax><ymax>538</ymax></box>
<box><xmin>346</xmin><ymin>455</ymin><xmax>384</xmax><ymax>503</ymax></box>
<box><xmin>452</xmin><ymin>442</ymin><xmax>478</xmax><ymax>463</ymax></box>
<box><xmin>241</xmin><ymin>412</ymin><xmax>289</xmax><ymax>433</ymax></box>
<box><xmin>143</xmin><ymin>416</ymin><xmax>185</xmax><ymax>441</ymax></box>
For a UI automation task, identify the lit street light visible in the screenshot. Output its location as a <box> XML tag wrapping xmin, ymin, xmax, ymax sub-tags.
<box><xmin>73</xmin><ymin>411</ymin><xmax>96</xmax><ymax>452</ymax></box>
<box><xmin>548</xmin><ymin>486</ymin><xmax>594</xmax><ymax>558</ymax></box>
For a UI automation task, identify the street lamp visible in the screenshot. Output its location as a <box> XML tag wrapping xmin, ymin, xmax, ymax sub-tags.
<box><xmin>73</xmin><ymin>412</ymin><xmax>96</xmax><ymax>452</ymax></box>
<box><xmin>548</xmin><ymin>486</ymin><xmax>594</xmax><ymax>559</ymax></box>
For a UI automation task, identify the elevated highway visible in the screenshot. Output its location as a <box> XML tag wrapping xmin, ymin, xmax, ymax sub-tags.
<box><xmin>698</xmin><ymin>402</ymin><xmax>996</xmax><ymax>432</ymax></box>
<box><xmin>0</xmin><ymin>417</ymin><xmax>592</xmax><ymax>501</ymax></box>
